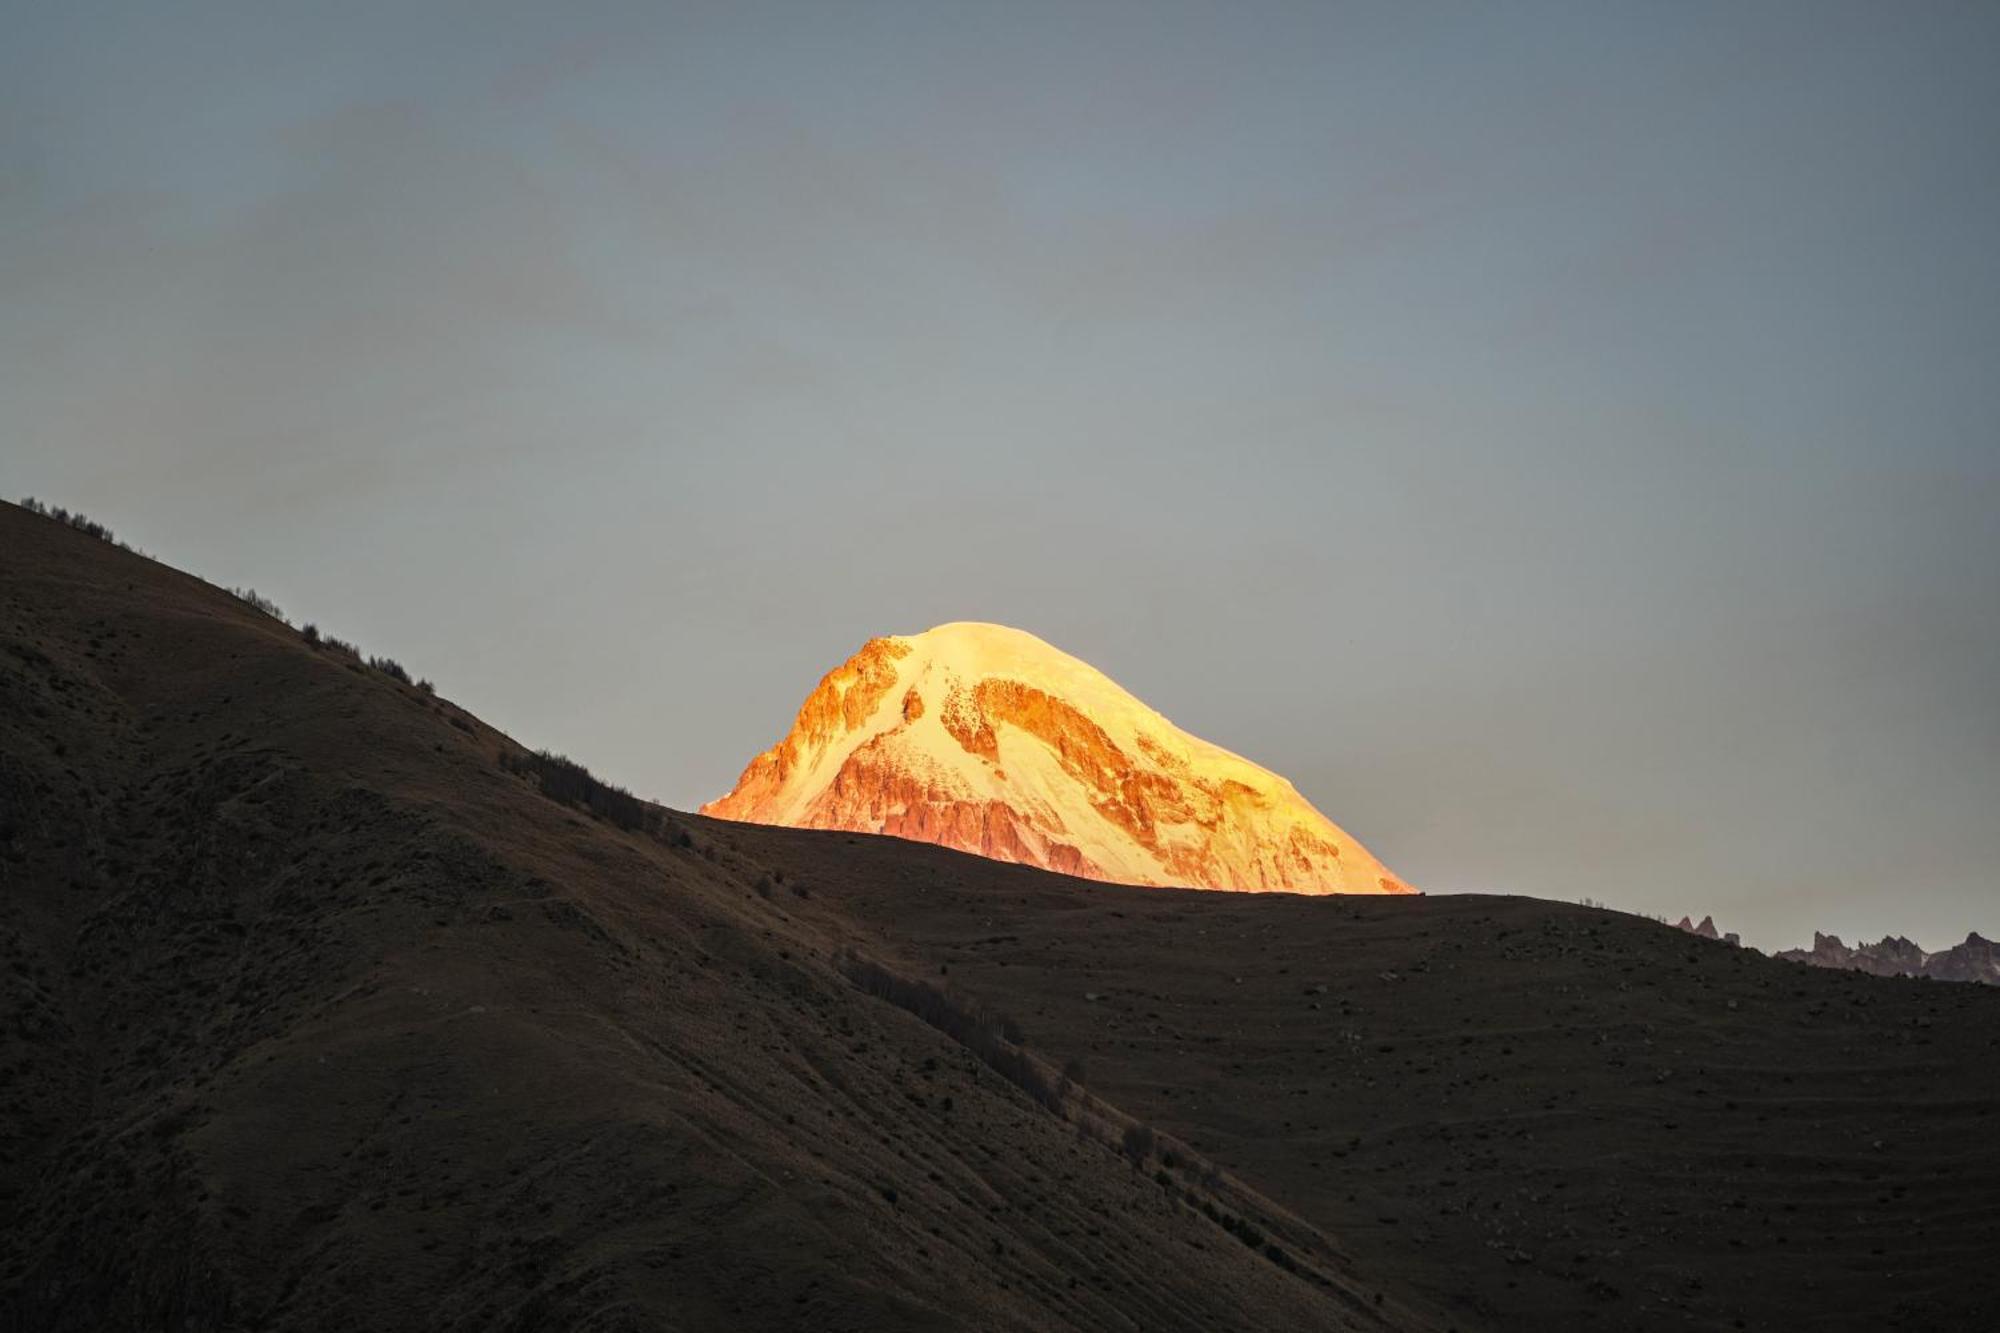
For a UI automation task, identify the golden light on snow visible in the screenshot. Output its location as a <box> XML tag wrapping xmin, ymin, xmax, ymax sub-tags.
<box><xmin>704</xmin><ymin>623</ymin><xmax>1414</xmax><ymax>895</ymax></box>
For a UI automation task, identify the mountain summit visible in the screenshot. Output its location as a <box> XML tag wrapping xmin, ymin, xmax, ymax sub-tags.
<box><xmin>703</xmin><ymin>622</ymin><xmax>1414</xmax><ymax>895</ymax></box>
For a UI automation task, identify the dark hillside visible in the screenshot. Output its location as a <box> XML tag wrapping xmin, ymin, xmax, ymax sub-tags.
<box><xmin>718</xmin><ymin>817</ymin><xmax>2000</xmax><ymax>1332</ymax></box>
<box><xmin>0</xmin><ymin>501</ymin><xmax>1415</xmax><ymax>1332</ymax></box>
<box><xmin>6</xmin><ymin>497</ymin><xmax>1996</xmax><ymax>1332</ymax></box>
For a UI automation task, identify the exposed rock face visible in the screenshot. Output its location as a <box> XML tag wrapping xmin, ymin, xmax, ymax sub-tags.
<box><xmin>1772</xmin><ymin>930</ymin><xmax>2000</xmax><ymax>985</ymax></box>
<box><xmin>1675</xmin><ymin>916</ymin><xmax>1999</xmax><ymax>984</ymax></box>
<box><xmin>1673</xmin><ymin>915</ymin><xmax>1740</xmax><ymax>946</ymax></box>
<box><xmin>703</xmin><ymin>622</ymin><xmax>1414</xmax><ymax>895</ymax></box>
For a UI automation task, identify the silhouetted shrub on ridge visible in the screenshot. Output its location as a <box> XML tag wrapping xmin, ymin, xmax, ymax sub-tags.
<box><xmin>500</xmin><ymin>747</ymin><xmax>660</xmax><ymax>835</ymax></box>
<box><xmin>837</xmin><ymin>950</ymin><xmax>1062</xmax><ymax>1114</ymax></box>
<box><xmin>230</xmin><ymin>587</ymin><xmax>287</xmax><ymax>622</ymax></box>
<box><xmin>16</xmin><ymin>496</ymin><xmax>453</xmax><ymax>720</ymax></box>
<box><xmin>19</xmin><ymin>497</ymin><xmax>116</xmax><ymax>544</ymax></box>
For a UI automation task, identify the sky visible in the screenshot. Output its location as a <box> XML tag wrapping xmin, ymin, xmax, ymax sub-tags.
<box><xmin>4</xmin><ymin>1</ymin><xmax>1996</xmax><ymax>951</ymax></box>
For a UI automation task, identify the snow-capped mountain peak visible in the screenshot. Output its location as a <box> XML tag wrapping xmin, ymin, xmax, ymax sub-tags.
<box><xmin>702</xmin><ymin>622</ymin><xmax>1414</xmax><ymax>895</ymax></box>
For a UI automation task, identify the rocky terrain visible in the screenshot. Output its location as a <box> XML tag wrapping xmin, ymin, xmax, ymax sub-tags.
<box><xmin>704</xmin><ymin>622</ymin><xmax>1413</xmax><ymax>895</ymax></box>
<box><xmin>4</xmin><ymin>498</ymin><xmax>1999</xmax><ymax>1331</ymax></box>
<box><xmin>1774</xmin><ymin>931</ymin><xmax>2000</xmax><ymax>985</ymax></box>
<box><xmin>1675</xmin><ymin>916</ymin><xmax>1742</xmax><ymax>946</ymax></box>
<box><xmin>1673</xmin><ymin>916</ymin><xmax>1998</xmax><ymax>986</ymax></box>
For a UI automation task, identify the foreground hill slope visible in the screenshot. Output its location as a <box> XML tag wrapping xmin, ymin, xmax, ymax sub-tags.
<box><xmin>717</xmin><ymin>819</ymin><xmax>2000</xmax><ymax>1332</ymax></box>
<box><xmin>0</xmin><ymin>503</ymin><xmax>1416</xmax><ymax>1331</ymax></box>
<box><xmin>6</xmin><ymin>500</ymin><xmax>1998</xmax><ymax>1332</ymax></box>
<box><xmin>704</xmin><ymin>622</ymin><xmax>1413</xmax><ymax>895</ymax></box>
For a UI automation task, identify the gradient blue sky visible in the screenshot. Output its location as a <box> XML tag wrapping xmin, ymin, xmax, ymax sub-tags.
<box><xmin>5</xmin><ymin>2</ymin><xmax>1997</xmax><ymax>949</ymax></box>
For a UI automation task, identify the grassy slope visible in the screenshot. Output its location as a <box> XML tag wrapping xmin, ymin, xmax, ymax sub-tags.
<box><xmin>0</xmin><ymin>502</ymin><xmax>1409</xmax><ymax>1332</ymax></box>
<box><xmin>721</xmin><ymin>810</ymin><xmax>2000</xmax><ymax>1331</ymax></box>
